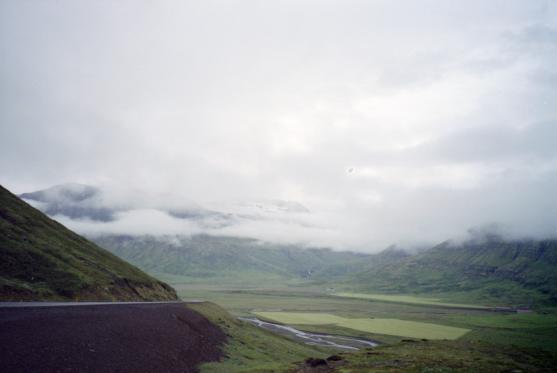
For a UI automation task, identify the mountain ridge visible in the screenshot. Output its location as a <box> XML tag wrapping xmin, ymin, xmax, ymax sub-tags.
<box><xmin>341</xmin><ymin>237</ymin><xmax>557</xmax><ymax>306</ymax></box>
<box><xmin>92</xmin><ymin>234</ymin><xmax>367</xmax><ymax>285</ymax></box>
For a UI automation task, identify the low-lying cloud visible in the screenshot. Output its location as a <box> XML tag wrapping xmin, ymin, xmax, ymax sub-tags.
<box><xmin>2</xmin><ymin>1</ymin><xmax>557</xmax><ymax>251</ymax></box>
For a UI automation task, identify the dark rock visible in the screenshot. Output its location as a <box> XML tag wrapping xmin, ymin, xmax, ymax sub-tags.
<box><xmin>305</xmin><ymin>357</ymin><xmax>328</xmax><ymax>367</ymax></box>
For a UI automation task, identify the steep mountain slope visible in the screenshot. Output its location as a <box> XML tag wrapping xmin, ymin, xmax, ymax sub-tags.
<box><xmin>346</xmin><ymin>237</ymin><xmax>557</xmax><ymax>305</ymax></box>
<box><xmin>92</xmin><ymin>234</ymin><xmax>368</xmax><ymax>284</ymax></box>
<box><xmin>0</xmin><ymin>185</ymin><xmax>177</xmax><ymax>301</ymax></box>
<box><xmin>312</xmin><ymin>245</ymin><xmax>411</xmax><ymax>281</ymax></box>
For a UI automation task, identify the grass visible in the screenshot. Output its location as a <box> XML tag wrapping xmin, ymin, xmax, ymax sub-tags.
<box><xmin>155</xmin><ymin>271</ymin><xmax>306</xmax><ymax>288</ymax></box>
<box><xmin>185</xmin><ymin>299</ymin><xmax>557</xmax><ymax>372</ymax></box>
<box><xmin>294</xmin><ymin>339</ymin><xmax>557</xmax><ymax>372</ymax></box>
<box><xmin>449</xmin><ymin>312</ymin><xmax>557</xmax><ymax>352</ymax></box>
<box><xmin>176</xmin><ymin>284</ymin><xmax>557</xmax><ymax>351</ymax></box>
<box><xmin>334</xmin><ymin>292</ymin><xmax>489</xmax><ymax>309</ymax></box>
<box><xmin>254</xmin><ymin>312</ymin><xmax>470</xmax><ymax>340</ymax></box>
<box><xmin>187</xmin><ymin>302</ymin><xmax>328</xmax><ymax>373</ymax></box>
<box><xmin>255</xmin><ymin>312</ymin><xmax>345</xmax><ymax>325</ymax></box>
<box><xmin>0</xmin><ymin>185</ymin><xmax>177</xmax><ymax>301</ymax></box>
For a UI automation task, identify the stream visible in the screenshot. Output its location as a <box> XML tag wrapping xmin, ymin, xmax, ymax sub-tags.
<box><xmin>239</xmin><ymin>317</ymin><xmax>378</xmax><ymax>350</ymax></box>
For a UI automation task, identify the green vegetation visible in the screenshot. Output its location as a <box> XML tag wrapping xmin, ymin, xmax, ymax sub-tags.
<box><xmin>95</xmin><ymin>233</ymin><xmax>557</xmax><ymax>307</ymax></box>
<box><xmin>92</xmin><ymin>234</ymin><xmax>366</xmax><ymax>287</ymax></box>
<box><xmin>290</xmin><ymin>339</ymin><xmax>557</xmax><ymax>372</ymax></box>
<box><xmin>187</xmin><ymin>302</ymin><xmax>327</xmax><ymax>373</ymax></box>
<box><xmin>9</xmin><ymin>182</ymin><xmax>557</xmax><ymax>370</ymax></box>
<box><xmin>84</xmin><ymin>211</ymin><xmax>557</xmax><ymax>370</ymax></box>
<box><xmin>335</xmin><ymin>292</ymin><xmax>489</xmax><ymax>309</ymax></box>
<box><xmin>176</xmin><ymin>285</ymin><xmax>557</xmax><ymax>351</ymax></box>
<box><xmin>255</xmin><ymin>311</ymin><xmax>346</xmax><ymax>325</ymax></box>
<box><xmin>339</xmin><ymin>238</ymin><xmax>557</xmax><ymax>307</ymax></box>
<box><xmin>254</xmin><ymin>312</ymin><xmax>470</xmax><ymax>340</ymax></box>
<box><xmin>0</xmin><ymin>185</ymin><xmax>177</xmax><ymax>301</ymax></box>
<box><xmin>181</xmin><ymin>287</ymin><xmax>557</xmax><ymax>372</ymax></box>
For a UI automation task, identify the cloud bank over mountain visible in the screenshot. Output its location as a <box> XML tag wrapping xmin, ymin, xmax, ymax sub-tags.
<box><xmin>2</xmin><ymin>1</ymin><xmax>557</xmax><ymax>251</ymax></box>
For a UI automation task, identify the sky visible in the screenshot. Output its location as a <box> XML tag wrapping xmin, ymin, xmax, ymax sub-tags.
<box><xmin>1</xmin><ymin>1</ymin><xmax>557</xmax><ymax>251</ymax></box>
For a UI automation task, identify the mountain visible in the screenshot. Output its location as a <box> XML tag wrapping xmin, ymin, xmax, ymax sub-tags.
<box><xmin>19</xmin><ymin>182</ymin><xmax>99</xmax><ymax>203</ymax></box>
<box><xmin>310</xmin><ymin>244</ymin><xmax>411</xmax><ymax>281</ymax></box>
<box><xmin>0</xmin><ymin>184</ymin><xmax>177</xmax><ymax>301</ymax></box>
<box><xmin>92</xmin><ymin>234</ymin><xmax>368</xmax><ymax>284</ymax></box>
<box><xmin>17</xmin><ymin>183</ymin><xmax>557</xmax><ymax>306</ymax></box>
<box><xmin>19</xmin><ymin>184</ymin><xmax>311</xmax><ymax>230</ymax></box>
<box><xmin>344</xmin><ymin>236</ymin><xmax>557</xmax><ymax>306</ymax></box>
<box><xmin>19</xmin><ymin>183</ymin><xmax>116</xmax><ymax>221</ymax></box>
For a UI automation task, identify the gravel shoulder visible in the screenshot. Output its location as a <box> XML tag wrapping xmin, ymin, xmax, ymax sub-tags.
<box><xmin>0</xmin><ymin>302</ymin><xmax>225</xmax><ymax>373</ymax></box>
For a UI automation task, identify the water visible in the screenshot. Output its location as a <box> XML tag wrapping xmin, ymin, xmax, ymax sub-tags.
<box><xmin>239</xmin><ymin>317</ymin><xmax>378</xmax><ymax>350</ymax></box>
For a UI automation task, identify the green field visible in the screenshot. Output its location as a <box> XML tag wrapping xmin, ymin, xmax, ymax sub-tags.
<box><xmin>176</xmin><ymin>284</ymin><xmax>557</xmax><ymax>351</ymax></box>
<box><xmin>255</xmin><ymin>311</ymin><xmax>470</xmax><ymax>340</ymax></box>
<box><xmin>187</xmin><ymin>301</ymin><xmax>557</xmax><ymax>373</ymax></box>
<box><xmin>180</xmin><ymin>285</ymin><xmax>557</xmax><ymax>372</ymax></box>
<box><xmin>187</xmin><ymin>302</ymin><xmax>328</xmax><ymax>373</ymax></box>
<box><xmin>335</xmin><ymin>292</ymin><xmax>489</xmax><ymax>309</ymax></box>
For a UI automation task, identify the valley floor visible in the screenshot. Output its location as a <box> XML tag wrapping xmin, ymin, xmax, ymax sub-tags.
<box><xmin>176</xmin><ymin>282</ymin><xmax>557</xmax><ymax>372</ymax></box>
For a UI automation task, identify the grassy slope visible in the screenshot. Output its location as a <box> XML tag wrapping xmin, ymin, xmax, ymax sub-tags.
<box><xmin>287</xmin><ymin>339</ymin><xmax>557</xmax><ymax>372</ymax></box>
<box><xmin>338</xmin><ymin>238</ymin><xmax>557</xmax><ymax>307</ymax></box>
<box><xmin>93</xmin><ymin>234</ymin><xmax>366</xmax><ymax>286</ymax></box>
<box><xmin>95</xmin><ymin>232</ymin><xmax>557</xmax><ymax>307</ymax></box>
<box><xmin>0</xmin><ymin>185</ymin><xmax>177</xmax><ymax>301</ymax></box>
<box><xmin>188</xmin><ymin>302</ymin><xmax>328</xmax><ymax>373</ymax></box>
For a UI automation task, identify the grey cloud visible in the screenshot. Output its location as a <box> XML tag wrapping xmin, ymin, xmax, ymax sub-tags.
<box><xmin>2</xmin><ymin>1</ymin><xmax>557</xmax><ymax>251</ymax></box>
<box><xmin>418</xmin><ymin>121</ymin><xmax>557</xmax><ymax>163</ymax></box>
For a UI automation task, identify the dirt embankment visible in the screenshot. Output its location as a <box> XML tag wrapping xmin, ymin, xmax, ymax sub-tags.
<box><xmin>0</xmin><ymin>302</ymin><xmax>225</xmax><ymax>373</ymax></box>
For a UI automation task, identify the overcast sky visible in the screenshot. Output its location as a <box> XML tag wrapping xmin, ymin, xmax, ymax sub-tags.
<box><xmin>1</xmin><ymin>1</ymin><xmax>556</xmax><ymax>251</ymax></box>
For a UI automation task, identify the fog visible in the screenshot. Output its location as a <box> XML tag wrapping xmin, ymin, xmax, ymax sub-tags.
<box><xmin>2</xmin><ymin>1</ymin><xmax>556</xmax><ymax>251</ymax></box>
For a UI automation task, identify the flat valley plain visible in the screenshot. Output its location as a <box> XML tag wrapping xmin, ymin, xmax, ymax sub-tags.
<box><xmin>253</xmin><ymin>311</ymin><xmax>471</xmax><ymax>340</ymax></box>
<box><xmin>173</xmin><ymin>281</ymin><xmax>557</xmax><ymax>353</ymax></box>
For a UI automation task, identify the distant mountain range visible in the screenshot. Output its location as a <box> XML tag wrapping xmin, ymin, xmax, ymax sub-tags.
<box><xmin>16</xmin><ymin>183</ymin><xmax>557</xmax><ymax>307</ymax></box>
<box><xmin>0</xmin><ymin>184</ymin><xmax>177</xmax><ymax>301</ymax></box>
<box><xmin>92</xmin><ymin>234</ymin><xmax>367</xmax><ymax>284</ymax></box>
<box><xmin>333</xmin><ymin>237</ymin><xmax>557</xmax><ymax>306</ymax></box>
<box><xmin>19</xmin><ymin>183</ymin><xmax>312</xmax><ymax>229</ymax></box>
<box><xmin>93</xmin><ymin>233</ymin><xmax>557</xmax><ymax>306</ymax></box>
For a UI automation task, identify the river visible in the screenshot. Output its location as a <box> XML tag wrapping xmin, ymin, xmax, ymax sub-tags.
<box><xmin>239</xmin><ymin>317</ymin><xmax>378</xmax><ymax>350</ymax></box>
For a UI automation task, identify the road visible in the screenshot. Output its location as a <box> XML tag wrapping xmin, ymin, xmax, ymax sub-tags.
<box><xmin>0</xmin><ymin>300</ymin><xmax>204</xmax><ymax>307</ymax></box>
<box><xmin>0</xmin><ymin>301</ymin><xmax>223</xmax><ymax>373</ymax></box>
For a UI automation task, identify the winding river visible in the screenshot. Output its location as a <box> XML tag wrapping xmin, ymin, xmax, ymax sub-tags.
<box><xmin>239</xmin><ymin>317</ymin><xmax>378</xmax><ymax>350</ymax></box>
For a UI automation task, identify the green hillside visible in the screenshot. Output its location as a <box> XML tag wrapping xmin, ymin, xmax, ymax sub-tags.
<box><xmin>0</xmin><ymin>185</ymin><xmax>177</xmax><ymax>301</ymax></box>
<box><xmin>92</xmin><ymin>231</ymin><xmax>557</xmax><ymax>306</ymax></box>
<box><xmin>92</xmin><ymin>234</ymin><xmax>367</xmax><ymax>286</ymax></box>
<box><xmin>344</xmin><ymin>237</ymin><xmax>557</xmax><ymax>306</ymax></box>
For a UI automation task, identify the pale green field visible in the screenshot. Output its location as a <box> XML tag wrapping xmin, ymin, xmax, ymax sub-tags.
<box><xmin>255</xmin><ymin>311</ymin><xmax>470</xmax><ymax>340</ymax></box>
<box><xmin>335</xmin><ymin>292</ymin><xmax>489</xmax><ymax>309</ymax></box>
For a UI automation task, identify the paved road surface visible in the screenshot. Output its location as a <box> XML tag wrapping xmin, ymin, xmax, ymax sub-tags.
<box><xmin>0</xmin><ymin>300</ymin><xmax>204</xmax><ymax>307</ymax></box>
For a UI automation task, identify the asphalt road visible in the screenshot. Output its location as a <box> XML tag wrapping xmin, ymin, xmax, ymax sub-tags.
<box><xmin>0</xmin><ymin>300</ymin><xmax>204</xmax><ymax>307</ymax></box>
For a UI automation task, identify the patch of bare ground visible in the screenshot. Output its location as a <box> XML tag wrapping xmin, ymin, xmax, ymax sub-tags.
<box><xmin>0</xmin><ymin>303</ymin><xmax>225</xmax><ymax>373</ymax></box>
